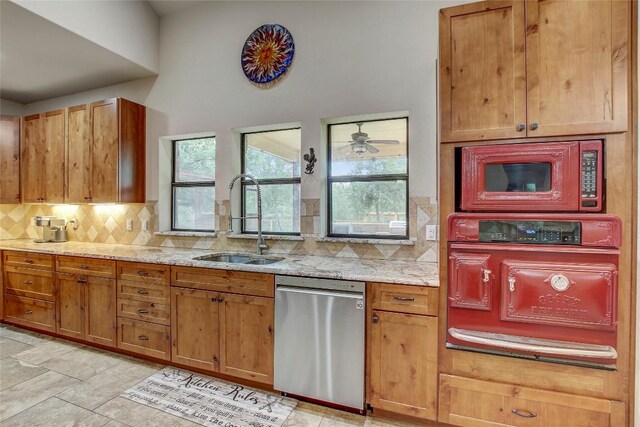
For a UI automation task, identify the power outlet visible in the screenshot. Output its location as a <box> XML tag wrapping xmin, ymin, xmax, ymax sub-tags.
<box><xmin>142</xmin><ymin>220</ymin><xmax>149</xmax><ymax>231</ymax></box>
<box><xmin>426</xmin><ymin>224</ymin><xmax>438</xmax><ymax>241</ymax></box>
<box><xmin>126</xmin><ymin>219</ymin><xmax>134</xmax><ymax>231</ymax></box>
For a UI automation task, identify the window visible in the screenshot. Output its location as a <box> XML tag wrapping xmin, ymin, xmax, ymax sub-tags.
<box><xmin>172</xmin><ymin>137</ymin><xmax>216</xmax><ymax>231</ymax></box>
<box><xmin>241</xmin><ymin>128</ymin><xmax>301</xmax><ymax>235</ymax></box>
<box><xmin>328</xmin><ymin>118</ymin><xmax>408</xmax><ymax>238</ymax></box>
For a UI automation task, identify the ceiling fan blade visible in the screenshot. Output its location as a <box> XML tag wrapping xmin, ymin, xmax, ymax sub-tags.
<box><xmin>366</xmin><ymin>139</ymin><xmax>400</xmax><ymax>144</ymax></box>
<box><xmin>365</xmin><ymin>143</ymin><xmax>380</xmax><ymax>154</ymax></box>
<box><xmin>333</xmin><ymin>144</ymin><xmax>353</xmax><ymax>153</ymax></box>
<box><xmin>333</xmin><ymin>141</ymin><xmax>355</xmax><ymax>144</ymax></box>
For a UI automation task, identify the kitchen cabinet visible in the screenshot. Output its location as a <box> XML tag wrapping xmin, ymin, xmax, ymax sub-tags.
<box><xmin>0</xmin><ymin>116</ymin><xmax>20</xmax><ymax>203</ymax></box>
<box><xmin>66</xmin><ymin>98</ymin><xmax>146</xmax><ymax>203</ymax></box>
<box><xmin>55</xmin><ymin>257</ymin><xmax>117</xmax><ymax>348</ymax></box>
<box><xmin>439</xmin><ymin>375</ymin><xmax>626</xmax><ymax>426</ymax></box>
<box><xmin>21</xmin><ymin>110</ymin><xmax>65</xmax><ymax>203</ymax></box>
<box><xmin>439</xmin><ymin>0</ymin><xmax>629</xmax><ymax>142</ymax></box>
<box><xmin>368</xmin><ymin>283</ymin><xmax>439</xmax><ymax>420</ymax></box>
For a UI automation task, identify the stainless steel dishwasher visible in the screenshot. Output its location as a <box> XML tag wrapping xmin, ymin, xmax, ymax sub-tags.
<box><xmin>274</xmin><ymin>275</ymin><xmax>365</xmax><ymax>411</ymax></box>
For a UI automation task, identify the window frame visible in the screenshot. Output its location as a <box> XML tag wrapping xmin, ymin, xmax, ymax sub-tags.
<box><xmin>327</xmin><ymin>117</ymin><xmax>410</xmax><ymax>240</ymax></box>
<box><xmin>240</xmin><ymin>127</ymin><xmax>302</xmax><ymax>236</ymax></box>
<box><xmin>171</xmin><ymin>137</ymin><xmax>216</xmax><ymax>232</ymax></box>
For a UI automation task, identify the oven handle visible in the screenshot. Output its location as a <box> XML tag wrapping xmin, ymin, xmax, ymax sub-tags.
<box><xmin>448</xmin><ymin>328</ymin><xmax>618</xmax><ymax>359</ymax></box>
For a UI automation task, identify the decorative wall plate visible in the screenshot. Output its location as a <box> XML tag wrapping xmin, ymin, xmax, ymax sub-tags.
<box><xmin>241</xmin><ymin>24</ymin><xmax>294</xmax><ymax>84</ymax></box>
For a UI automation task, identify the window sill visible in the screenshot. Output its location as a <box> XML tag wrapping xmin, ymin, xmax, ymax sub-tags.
<box><xmin>316</xmin><ymin>236</ymin><xmax>415</xmax><ymax>246</ymax></box>
<box><xmin>154</xmin><ymin>231</ymin><xmax>218</xmax><ymax>238</ymax></box>
<box><xmin>224</xmin><ymin>233</ymin><xmax>304</xmax><ymax>241</ymax></box>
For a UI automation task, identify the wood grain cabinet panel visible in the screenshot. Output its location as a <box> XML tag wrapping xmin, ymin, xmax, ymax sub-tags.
<box><xmin>56</xmin><ymin>256</ymin><xmax>116</xmax><ymax>278</ymax></box>
<box><xmin>3</xmin><ymin>251</ymin><xmax>53</xmax><ymax>270</ymax></box>
<box><xmin>4</xmin><ymin>294</ymin><xmax>56</xmax><ymax>332</ymax></box>
<box><xmin>4</xmin><ymin>266</ymin><xmax>55</xmax><ymax>301</ymax></box>
<box><xmin>0</xmin><ymin>116</ymin><xmax>21</xmax><ymax>203</ymax></box>
<box><xmin>171</xmin><ymin>266</ymin><xmax>274</xmax><ymax>297</ymax></box>
<box><xmin>219</xmin><ymin>293</ymin><xmax>274</xmax><ymax>384</ymax></box>
<box><xmin>117</xmin><ymin>262</ymin><xmax>170</xmax><ymax>285</ymax></box>
<box><xmin>117</xmin><ymin>299</ymin><xmax>170</xmax><ymax>325</ymax></box>
<box><xmin>66</xmin><ymin>104</ymin><xmax>92</xmax><ymax>203</ymax></box>
<box><xmin>118</xmin><ymin>317</ymin><xmax>171</xmax><ymax>361</ymax></box>
<box><xmin>370</xmin><ymin>283</ymin><xmax>438</xmax><ymax>316</ymax></box>
<box><xmin>56</xmin><ymin>274</ymin><xmax>85</xmax><ymax>339</ymax></box>
<box><xmin>117</xmin><ymin>280</ymin><xmax>170</xmax><ymax>305</ymax></box>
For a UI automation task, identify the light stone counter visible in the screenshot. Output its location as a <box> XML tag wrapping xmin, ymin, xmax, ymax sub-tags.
<box><xmin>0</xmin><ymin>239</ymin><xmax>439</xmax><ymax>287</ymax></box>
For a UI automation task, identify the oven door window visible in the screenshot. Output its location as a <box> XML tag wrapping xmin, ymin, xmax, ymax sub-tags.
<box><xmin>485</xmin><ymin>162</ymin><xmax>551</xmax><ymax>192</ymax></box>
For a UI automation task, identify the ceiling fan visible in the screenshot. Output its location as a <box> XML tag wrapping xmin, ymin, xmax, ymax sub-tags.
<box><xmin>334</xmin><ymin>123</ymin><xmax>400</xmax><ymax>155</ymax></box>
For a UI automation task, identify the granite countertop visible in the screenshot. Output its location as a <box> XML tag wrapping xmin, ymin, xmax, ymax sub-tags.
<box><xmin>0</xmin><ymin>240</ymin><xmax>439</xmax><ymax>287</ymax></box>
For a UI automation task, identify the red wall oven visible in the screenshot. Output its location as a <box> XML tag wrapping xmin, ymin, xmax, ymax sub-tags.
<box><xmin>446</xmin><ymin>213</ymin><xmax>621</xmax><ymax>368</ymax></box>
<box><xmin>460</xmin><ymin>140</ymin><xmax>603</xmax><ymax>212</ymax></box>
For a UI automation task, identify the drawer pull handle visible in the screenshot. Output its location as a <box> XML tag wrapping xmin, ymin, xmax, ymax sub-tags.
<box><xmin>24</xmin><ymin>310</ymin><xmax>33</xmax><ymax>315</ymax></box>
<box><xmin>512</xmin><ymin>409</ymin><xmax>537</xmax><ymax>418</ymax></box>
<box><xmin>80</xmin><ymin>265</ymin><xmax>89</xmax><ymax>269</ymax></box>
<box><xmin>77</xmin><ymin>279</ymin><xmax>87</xmax><ymax>284</ymax></box>
<box><xmin>137</xmin><ymin>290</ymin><xmax>149</xmax><ymax>295</ymax></box>
<box><xmin>508</xmin><ymin>276</ymin><xmax>516</xmax><ymax>292</ymax></box>
<box><xmin>137</xmin><ymin>309</ymin><xmax>149</xmax><ymax>314</ymax></box>
<box><xmin>530</xmin><ymin>122</ymin><xmax>539</xmax><ymax>131</ymax></box>
<box><xmin>24</xmin><ymin>280</ymin><xmax>32</xmax><ymax>285</ymax></box>
<box><xmin>482</xmin><ymin>269</ymin><xmax>492</xmax><ymax>284</ymax></box>
<box><xmin>138</xmin><ymin>335</ymin><xmax>149</xmax><ymax>341</ymax></box>
<box><xmin>137</xmin><ymin>271</ymin><xmax>149</xmax><ymax>276</ymax></box>
<box><xmin>393</xmin><ymin>296</ymin><xmax>415</xmax><ymax>302</ymax></box>
<box><xmin>372</xmin><ymin>315</ymin><xmax>379</xmax><ymax>324</ymax></box>
<box><xmin>516</xmin><ymin>123</ymin><xmax>525</xmax><ymax>132</ymax></box>
<box><xmin>24</xmin><ymin>259</ymin><xmax>34</xmax><ymax>264</ymax></box>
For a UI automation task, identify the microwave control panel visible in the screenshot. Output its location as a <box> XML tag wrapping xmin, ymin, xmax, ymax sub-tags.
<box><xmin>479</xmin><ymin>220</ymin><xmax>581</xmax><ymax>245</ymax></box>
<box><xmin>581</xmin><ymin>150</ymin><xmax>598</xmax><ymax>201</ymax></box>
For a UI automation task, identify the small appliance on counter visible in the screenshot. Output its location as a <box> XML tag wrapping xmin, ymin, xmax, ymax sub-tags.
<box><xmin>32</xmin><ymin>216</ymin><xmax>69</xmax><ymax>243</ymax></box>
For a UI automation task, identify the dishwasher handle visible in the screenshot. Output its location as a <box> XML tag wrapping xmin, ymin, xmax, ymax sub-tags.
<box><xmin>276</xmin><ymin>285</ymin><xmax>364</xmax><ymax>300</ymax></box>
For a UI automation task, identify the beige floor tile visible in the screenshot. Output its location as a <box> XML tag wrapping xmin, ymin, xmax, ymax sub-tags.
<box><xmin>95</xmin><ymin>396</ymin><xmax>190</xmax><ymax>427</ymax></box>
<box><xmin>0</xmin><ymin>357</ymin><xmax>49</xmax><ymax>391</ymax></box>
<box><xmin>1</xmin><ymin>397</ymin><xmax>98</xmax><ymax>427</ymax></box>
<box><xmin>77</xmin><ymin>413</ymin><xmax>113</xmax><ymax>427</ymax></box>
<box><xmin>283</xmin><ymin>403</ymin><xmax>325</xmax><ymax>427</ymax></box>
<box><xmin>41</xmin><ymin>346</ymin><xmax>124</xmax><ymax>380</ymax></box>
<box><xmin>56</xmin><ymin>361</ymin><xmax>160</xmax><ymax>410</ymax></box>
<box><xmin>11</xmin><ymin>339</ymin><xmax>81</xmax><ymax>365</ymax></box>
<box><xmin>0</xmin><ymin>325</ymin><xmax>51</xmax><ymax>346</ymax></box>
<box><xmin>0</xmin><ymin>338</ymin><xmax>33</xmax><ymax>358</ymax></box>
<box><xmin>102</xmin><ymin>421</ymin><xmax>130</xmax><ymax>427</ymax></box>
<box><xmin>364</xmin><ymin>415</ymin><xmax>420</xmax><ymax>426</ymax></box>
<box><xmin>319</xmin><ymin>408</ymin><xmax>367</xmax><ymax>427</ymax></box>
<box><xmin>0</xmin><ymin>371</ymin><xmax>80</xmax><ymax>421</ymax></box>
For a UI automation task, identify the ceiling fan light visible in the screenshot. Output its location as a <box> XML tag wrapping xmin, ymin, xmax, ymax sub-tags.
<box><xmin>352</xmin><ymin>144</ymin><xmax>367</xmax><ymax>154</ymax></box>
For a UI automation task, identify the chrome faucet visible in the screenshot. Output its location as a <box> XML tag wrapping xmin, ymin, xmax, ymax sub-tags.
<box><xmin>228</xmin><ymin>173</ymin><xmax>268</xmax><ymax>255</ymax></box>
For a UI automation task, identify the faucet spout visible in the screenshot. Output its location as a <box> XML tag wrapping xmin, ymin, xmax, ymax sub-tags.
<box><xmin>228</xmin><ymin>173</ymin><xmax>268</xmax><ymax>255</ymax></box>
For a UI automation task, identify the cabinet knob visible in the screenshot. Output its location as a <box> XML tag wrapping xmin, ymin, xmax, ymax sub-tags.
<box><xmin>217</xmin><ymin>297</ymin><xmax>224</xmax><ymax>303</ymax></box>
<box><xmin>512</xmin><ymin>409</ymin><xmax>537</xmax><ymax>418</ymax></box>
<box><xmin>372</xmin><ymin>315</ymin><xmax>379</xmax><ymax>324</ymax></box>
<box><xmin>517</xmin><ymin>123</ymin><xmax>525</xmax><ymax>132</ymax></box>
<box><xmin>138</xmin><ymin>335</ymin><xmax>149</xmax><ymax>341</ymax></box>
<box><xmin>530</xmin><ymin>122</ymin><xmax>539</xmax><ymax>130</ymax></box>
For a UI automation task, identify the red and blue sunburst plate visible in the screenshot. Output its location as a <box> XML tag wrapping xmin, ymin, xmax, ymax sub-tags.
<box><xmin>241</xmin><ymin>24</ymin><xmax>294</xmax><ymax>84</ymax></box>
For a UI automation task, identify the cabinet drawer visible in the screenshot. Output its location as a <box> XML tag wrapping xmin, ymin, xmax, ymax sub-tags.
<box><xmin>438</xmin><ymin>375</ymin><xmax>626</xmax><ymax>427</ymax></box>
<box><xmin>171</xmin><ymin>266</ymin><xmax>274</xmax><ymax>297</ymax></box>
<box><xmin>371</xmin><ymin>283</ymin><xmax>438</xmax><ymax>316</ymax></box>
<box><xmin>117</xmin><ymin>299</ymin><xmax>170</xmax><ymax>325</ymax></box>
<box><xmin>56</xmin><ymin>256</ymin><xmax>116</xmax><ymax>278</ymax></box>
<box><xmin>3</xmin><ymin>251</ymin><xmax>53</xmax><ymax>270</ymax></box>
<box><xmin>4</xmin><ymin>294</ymin><xmax>56</xmax><ymax>332</ymax></box>
<box><xmin>117</xmin><ymin>261</ymin><xmax>170</xmax><ymax>285</ymax></box>
<box><xmin>117</xmin><ymin>317</ymin><xmax>171</xmax><ymax>361</ymax></box>
<box><xmin>4</xmin><ymin>266</ymin><xmax>55</xmax><ymax>301</ymax></box>
<box><xmin>117</xmin><ymin>280</ymin><xmax>170</xmax><ymax>304</ymax></box>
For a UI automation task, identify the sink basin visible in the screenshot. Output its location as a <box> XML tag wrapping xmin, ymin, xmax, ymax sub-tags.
<box><xmin>193</xmin><ymin>253</ymin><xmax>284</xmax><ymax>265</ymax></box>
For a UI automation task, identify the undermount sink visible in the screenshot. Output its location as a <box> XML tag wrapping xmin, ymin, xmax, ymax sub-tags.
<box><xmin>193</xmin><ymin>253</ymin><xmax>284</xmax><ymax>265</ymax></box>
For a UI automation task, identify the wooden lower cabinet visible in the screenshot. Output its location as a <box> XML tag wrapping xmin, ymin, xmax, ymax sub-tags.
<box><xmin>118</xmin><ymin>317</ymin><xmax>171</xmax><ymax>361</ymax></box>
<box><xmin>4</xmin><ymin>294</ymin><xmax>56</xmax><ymax>332</ymax></box>
<box><xmin>171</xmin><ymin>287</ymin><xmax>219</xmax><ymax>371</ymax></box>
<box><xmin>56</xmin><ymin>273</ymin><xmax>117</xmax><ymax>348</ymax></box>
<box><xmin>370</xmin><ymin>310</ymin><xmax>438</xmax><ymax>420</ymax></box>
<box><xmin>219</xmin><ymin>293</ymin><xmax>274</xmax><ymax>384</ymax></box>
<box><xmin>439</xmin><ymin>375</ymin><xmax>626</xmax><ymax>427</ymax></box>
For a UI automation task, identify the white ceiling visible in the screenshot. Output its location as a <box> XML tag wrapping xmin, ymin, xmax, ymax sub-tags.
<box><xmin>148</xmin><ymin>0</ymin><xmax>206</xmax><ymax>17</ymax></box>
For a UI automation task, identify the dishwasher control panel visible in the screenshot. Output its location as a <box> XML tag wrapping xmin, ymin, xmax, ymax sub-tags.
<box><xmin>275</xmin><ymin>275</ymin><xmax>365</xmax><ymax>293</ymax></box>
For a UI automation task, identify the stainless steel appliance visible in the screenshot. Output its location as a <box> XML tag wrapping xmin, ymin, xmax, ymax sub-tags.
<box><xmin>447</xmin><ymin>213</ymin><xmax>621</xmax><ymax>368</ymax></box>
<box><xmin>274</xmin><ymin>275</ymin><xmax>365</xmax><ymax>411</ymax></box>
<box><xmin>32</xmin><ymin>216</ymin><xmax>67</xmax><ymax>243</ymax></box>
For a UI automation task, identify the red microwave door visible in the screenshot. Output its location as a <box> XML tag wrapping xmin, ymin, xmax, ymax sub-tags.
<box><xmin>500</xmin><ymin>260</ymin><xmax>617</xmax><ymax>331</ymax></box>
<box><xmin>461</xmin><ymin>142</ymin><xmax>580</xmax><ymax>211</ymax></box>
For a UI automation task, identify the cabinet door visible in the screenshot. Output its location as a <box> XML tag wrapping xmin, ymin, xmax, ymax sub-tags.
<box><xmin>219</xmin><ymin>293</ymin><xmax>274</xmax><ymax>384</ymax></box>
<box><xmin>56</xmin><ymin>274</ymin><xmax>85</xmax><ymax>340</ymax></box>
<box><xmin>439</xmin><ymin>1</ymin><xmax>526</xmax><ymax>142</ymax></box>
<box><xmin>370</xmin><ymin>311</ymin><xmax>438</xmax><ymax>420</ymax></box>
<box><xmin>90</xmin><ymin>99</ymin><xmax>119</xmax><ymax>203</ymax></box>
<box><xmin>43</xmin><ymin>109</ymin><xmax>66</xmax><ymax>203</ymax></box>
<box><xmin>67</xmin><ymin>104</ymin><xmax>92</xmax><ymax>203</ymax></box>
<box><xmin>85</xmin><ymin>276</ymin><xmax>117</xmax><ymax>348</ymax></box>
<box><xmin>21</xmin><ymin>114</ymin><xmax>44</xmax><ymax>203</ymax></box>
<box><xmin>525</xmin><ymin>0</ymin><xmax>629</xmax><ymax>136</ymax></box>
<box><xmin>0</xmin><ymin>116</ymin><xmax>21</xmax><ymax>203</ymax></box>
<box><xmin>171</xmin><ymin>287</ymin><xmax>219</xmax><ymax>372</ymax></box>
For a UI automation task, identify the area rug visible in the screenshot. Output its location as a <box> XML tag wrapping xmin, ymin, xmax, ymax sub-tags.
<box><xmin>121</xmin><ymin>367</ymin><xmax>297</xmax><ymax>427</ymax></box>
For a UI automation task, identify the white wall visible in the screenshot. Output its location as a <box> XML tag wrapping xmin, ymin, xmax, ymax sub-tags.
<box><xmin>21</xmin><ymin>0</ymin><xmax>469</xmax><ymax>205</ymax></box>
<box><xmin>0</xmin><ymin>98</ymin><xmax>25</xmax><ymax>116</ymax></box>
<box><xmin>13</xmin><ymin>0</ymin><xmax>159</xmax><ymax>72</ymax></box>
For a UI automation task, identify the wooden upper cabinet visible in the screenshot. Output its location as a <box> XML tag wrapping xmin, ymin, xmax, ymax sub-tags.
<box><xmin>66</xmin><ymin>105</ymin><xmax>92</xmax><ymax>203</ymax></box>
<box><xmin>439</xmin><ymin>0</ymin><xmax>629</xmax><ymax>142</ymax></box>
<box><xmin>0</xmin><ymin>116</ymin><xmax>21</xmax><ymax>203</ymax></box>
<box><xmin>440</xmin><ymin>1</ymin><xmax>526</xmax><ymax>142</ymax></box>
<box><xmin>525</xmin><ymin>0</ymin><xmax>629</xmax><ymax>136</ymax></box>
<box><xmin>43</xmin><ymin>110</ymin><xmax>66</xmax><ymax>203</ymax></box>
<box><xmin>90</xmin><ymin>99</ymin><xmax>119</xmax><ymax>202</ymax></box>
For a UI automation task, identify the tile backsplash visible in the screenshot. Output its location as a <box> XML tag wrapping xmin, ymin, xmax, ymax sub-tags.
<box><xmin>0</xmin><ymin>197</ymin><xmax>438</xmax><ymax>261</ymax></box>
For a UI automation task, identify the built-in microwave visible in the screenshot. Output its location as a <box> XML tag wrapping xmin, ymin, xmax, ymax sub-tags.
<box><xmin>460</xmin><ymin>140</ymin><xmax>603</xmax><ymax>212</ymax></box>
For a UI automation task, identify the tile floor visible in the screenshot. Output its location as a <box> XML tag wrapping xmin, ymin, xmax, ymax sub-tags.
<box><xmin>0</xmin><ymin>324</ymin><xmax>418</xmax><ymax>427</ymax></box>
